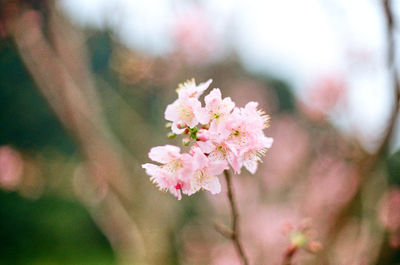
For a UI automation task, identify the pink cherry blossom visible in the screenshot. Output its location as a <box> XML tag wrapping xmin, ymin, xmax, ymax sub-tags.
<box><xmin>186</xmin><ymin>147</ymin><xmax>228</xmax><ymax>195</ymax></box>
<box><xmin>144</xmin><ymin>79</ymin><xmax>273</xmax><ymax>199</ymax></box>
<box><xmin>195</xmin><ymin>102</ymin><xmax>273</xmax><ymax>174</ymax></box>
<box><xmin>177</xmin><ymin>78</ymin><xmax>212</xmax><ymax>99</ymax></box>
<box><xmin>224</xmin><ymin>102</ymin><xmax>273</xmax><ymax>173</ymax></box>
<box><xmin>165</xmin><ymin>79</ymin><xmax>212</xmax><ymax>134</ymax></box>
<box><xmin>165</xmin><ymin>96</ymin><xmax>203</xmax><ymax>134</ymax></box>
<box><xmin>142</xmin><ymin>145</ymin><xmax>194</xmax><ymax>200</ymax></box>
<box><xmin>196</xmin><ymin>120</ymin><xmax>240</xmax><ymax>172</ymax></box>
<box><xmin>201</xmin><ymin>88</ymin><xmax>235</xmax><ymax>125</ymax></box>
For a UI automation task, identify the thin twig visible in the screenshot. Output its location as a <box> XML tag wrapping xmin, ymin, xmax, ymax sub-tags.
<box><xmin>8</xmin><ymin>5</ymin><xmax>147</xmax><ymax>263</ymax></box>
<box><xmin>377</xmin><ymin>0</ymin><xmax>400</xmax><ymax>157</ymax></box>
<box><xmin>214</xmin><ymin>221</ymin><xmax>234</xmax><ymax>239</ymax></box>
<box><xmin>223</xmin><ymin>170</ymin><xmax>250</xmax><ymax>265</ymax></box>
<box><xmin>281</xmin><ymin>245</ymin><xmax>297</xmax><ymax>265</ymax></box>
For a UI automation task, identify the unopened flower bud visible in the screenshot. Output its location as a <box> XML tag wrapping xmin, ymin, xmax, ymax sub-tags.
<box><xmin>177</xmin><ymin>122</ymin><xmax>187</xmax><ymax>129</ymax></box>
<box><xmin>290</xmin><ymin>231</ymin><xmax>308</xmax><ymax>248</ymax></box>
<box><xmin>306</xmin><ymin>241</ymin><xmax>323</xmax><ymax>253</ymax></box>
<box><xmin>167</xmin><ymin>132</ymin><xmax>177</xmax><ymax>139</ymax></box>
<box><xmin>165</xmin><ymin>122</ymin><xmax>173</xmax><ymax>129</ymax></box>
<box><xmin>196</xmin><ymin>129</ymin><xmax>208</xmax><ymax>141</ymax></box>
<box><xmin>183</xmin><ymin>128</ymin><xmax>189</xmax><ymax>134</ymax></box>
<box><xmin>182</xmin><ymin>138</ymin><xmax>191</xmax><ymax>146</ymax></box>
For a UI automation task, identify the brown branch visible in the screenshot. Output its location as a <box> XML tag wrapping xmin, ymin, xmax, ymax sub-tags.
<box><xmin>376</xmin><ymin>0</ymin><xmax>400</xmax><ymax>158</ymax></box>
<box><xmin>223</xmin><ymin>170</ymin><xmax>250</xmax><ymax>265</ymax></box>
<box><xmin>7</xmin><ymin>4</ymin><xmax>147</xmax><ymax>263</ymax></box>
<box><xmin>281</xmin><ymin>245</ymin><xmax>297</xmax><ymax>265</ymax></box>
<box><xmin>214</xmin><ymin>220</ymin><xmax>234</xmax><ymax>239</ymax></box>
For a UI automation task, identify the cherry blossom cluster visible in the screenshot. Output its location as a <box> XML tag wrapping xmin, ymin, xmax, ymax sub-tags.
<box><xmin>142</xmin><ymin>79</ymin><xmax>273</xmax><ymax>199</ymax></box>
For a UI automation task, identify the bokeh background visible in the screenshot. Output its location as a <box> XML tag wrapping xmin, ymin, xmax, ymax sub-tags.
<box><xmin>1</xmin><ymin>0</ymin><xmax>400</xmax><ymax>264</ymax></box>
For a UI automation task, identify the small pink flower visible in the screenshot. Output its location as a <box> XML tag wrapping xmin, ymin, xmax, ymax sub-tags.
<box><xmin>225</xmin><ymin>102</ymin><xmax>273</xmax><ymax>174</ymax></box>
<box><xmin>196</xmin><ymin>121</ymin><xmax>239</xmax><ymax>172</ymax></box>
<box><xmin>186</xmin><ymin>147</ymin><xmax>228</xmax><ymax>195</ymax></box>
<box><xmin>177</xmin><ymin>78</ymin><xmax>212</xmax><ymax>99</ymax></box>
<box><xmin>165</xmin><ymin>79</ymin><xmax>212</xmax><ymax>134</ymax></box>
<box><xmin>142</xmin><ymin>145</ymin><xmax>194</xmax><ymax>200</ymax></box>
<box><xmin>196</xmin><ymin>102</ymin><xmax>273</xmax><ymax>174</ymax></box>
<box><xmin>200</xmin><ymin>88</ymin><xmax>235</xmax><ymax>125</ymax></box>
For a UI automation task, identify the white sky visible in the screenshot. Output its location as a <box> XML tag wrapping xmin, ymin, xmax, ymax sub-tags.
<box><xmin>58</xmin><ymin>0</ymin><xmax>400</xmax><ymax>152</ymax></box>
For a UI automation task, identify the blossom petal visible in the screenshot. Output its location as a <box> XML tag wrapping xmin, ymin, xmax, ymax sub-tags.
<box><xmin>197</xmin><ymin>141</ymin><xmax>215</xmax><ymax>154</ymax></box>
<box><xmin>148</xmin><ymin>145</ymin><xmax>181</xmax><ymax>164</ymax></box>
<box><xmin>203</xmin><ymin>176</ymin><xmax>221</xmax><ymax>194</ymax></box>
<box><xmin>165</xmin><ymin>100</ymin><xmax>180</xmax><ymax>121</ymax></box>
<box><xmin>206</xmin><ymin>160</ymin><xmax>228</xmax><ymax>176</ymax></box>
<box><xmin>244</xmin><ymin>159</ymin><xmax>258</xmax><ymax>174</ymax></box>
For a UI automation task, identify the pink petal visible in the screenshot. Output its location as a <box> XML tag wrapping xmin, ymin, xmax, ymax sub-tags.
<box><xmin>191</xmin><ymin>147</ymin><xmax>209</xmax><ymax>169</ymax></box>
<box><xmin>142</xmin><ymin>163</ymin><xmax>159</xmax><ymax>176</ymax></box>
<box><xmin>221</xmin><ymin>97</ymin><xmax>235</xmax><ymax>113</ymax></box>
<box><xmin>197</xmin><ymin>141</ymin><xmax>215</xmax><ymax>154</ymax></box>
<box><xmin>206</xmin><ymin>160</ymin><xmax>228</xmax><ymax>176</ymax></box>
<box><xmin>203</xmin><ymin>176</ymin><xmax>221</xmax><ymax>194</ymax></box>
<box><xmin>196</xmin><ymin>79</ymin><xmax>212</xmax><ymax>97</ymax></box>
<box><xmin>165</xmin><ymin>100</ymin><xmax>180</xmax><ymax>122</ymax></box>
<box><xmin>205</xmin><ymin>88</ymin><xmax>222</xmax><ymax>107</ymax></box>
<box><xmin>194</xmin><ymin>107</ymin><xmax>210</xmax><ymax>125</ymax></box>
<box><xmin>148</xmin><ymin>145</ymin><xmax>181</xmax><ymax>163</ymax></box>
<box><xmin>244</xmin><ymin>159</ymin><xmax>258</xmax><ymax>174</ymax></box>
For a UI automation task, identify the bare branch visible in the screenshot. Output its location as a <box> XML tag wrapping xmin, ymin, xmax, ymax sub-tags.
<box><xmin>223</xmin><ymin>170</ymin><xmax>250</xmax><ymax>265</ymax></box>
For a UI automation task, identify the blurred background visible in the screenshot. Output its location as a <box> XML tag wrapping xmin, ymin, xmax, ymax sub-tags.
<box><xmin>1</xmin><ymin>0</ymin><xmax>400</xmax><ymax>264</ymax></box>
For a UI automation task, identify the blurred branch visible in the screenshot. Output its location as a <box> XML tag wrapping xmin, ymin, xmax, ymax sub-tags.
<box><xmin>281</xmin><ymin>245</ymin><xmax>297</xmax><ymax>265</ymax></box>
<box><xmin>7</xmin><ymin>2</ymin><xmax>147</xmax><ymax>264</ymax></box>
<box><xmin>374</xmin><ymin>0</ymin><xmax>400</xmax><ymax>160</ymax></box>
<box><xmin>325</xmin><ymin>1</ymin><xmax>400</xmax><ymax>263</ymax></box>
<box><xmin>222</xmin><ymin>170</ymin><xmax>249</xmax><ymax>265</ymax></box>
<box><xmin>214</xmin><ymin>220</ymin><xmax>234</xmax><ymax>239</ymax></box>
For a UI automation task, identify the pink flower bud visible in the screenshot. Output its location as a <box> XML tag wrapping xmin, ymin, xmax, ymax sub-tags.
<box><xmin>306</xmin><ymin>241</ymin><xmax>323</xmax><ymax>253</ymax></box>
<box><xmin>196</xmin><ymin>129</ymin><xmax>209</xmax><ymax>141</ymax></box>
<box><xmin>177</xmin><ymin>121</ymin><xmax>187</xmax><ymax>129</ymax></box>
<box><xmin>182</xmin><ymin>138</ymin><xmax>191</xmax><ymax>146</ymax></box>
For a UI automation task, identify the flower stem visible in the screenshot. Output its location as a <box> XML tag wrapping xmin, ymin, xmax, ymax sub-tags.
<box><xmin>223</xmin><ymin>170</ymin><xmax>250</xmax><ymax>265</ymax></box>
<box><xmin>281</xmin><ymin>245</ymin><xmax>297</xmax><ymax>265</ymax></box>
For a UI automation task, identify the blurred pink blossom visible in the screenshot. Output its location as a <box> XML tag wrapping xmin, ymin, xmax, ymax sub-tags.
<box><xmin>171</xmin><ymin>7</ymin><xmax>217</xmax><ymax>65</ymax></box>
<box><xmin>0</xmin><ymin>146</ymin><xmax>23</xmax><ymax>191</ymax></box>
<box><xmin>378</xmin><ymin>187</ymin><xmax>400</xmax><ymax>248</ymax></box>
<box><xmin>299</xmin><ymin>74</ymin><xmax>346</xmax><ymax>121</ymax></box>
<box><xmin>302</xmin><ymin>156</ymin><xmax>359</xmax><ymax>233</ymax></box>
<box><xmin>242</xmin><ymin>205</ymin><xmax>304</xmax><ymax>264</ymax></box>
<box><xmin>261</xmin><ymin>115</ymin><xmax>310</xmax><ymax>191</ymax></box>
